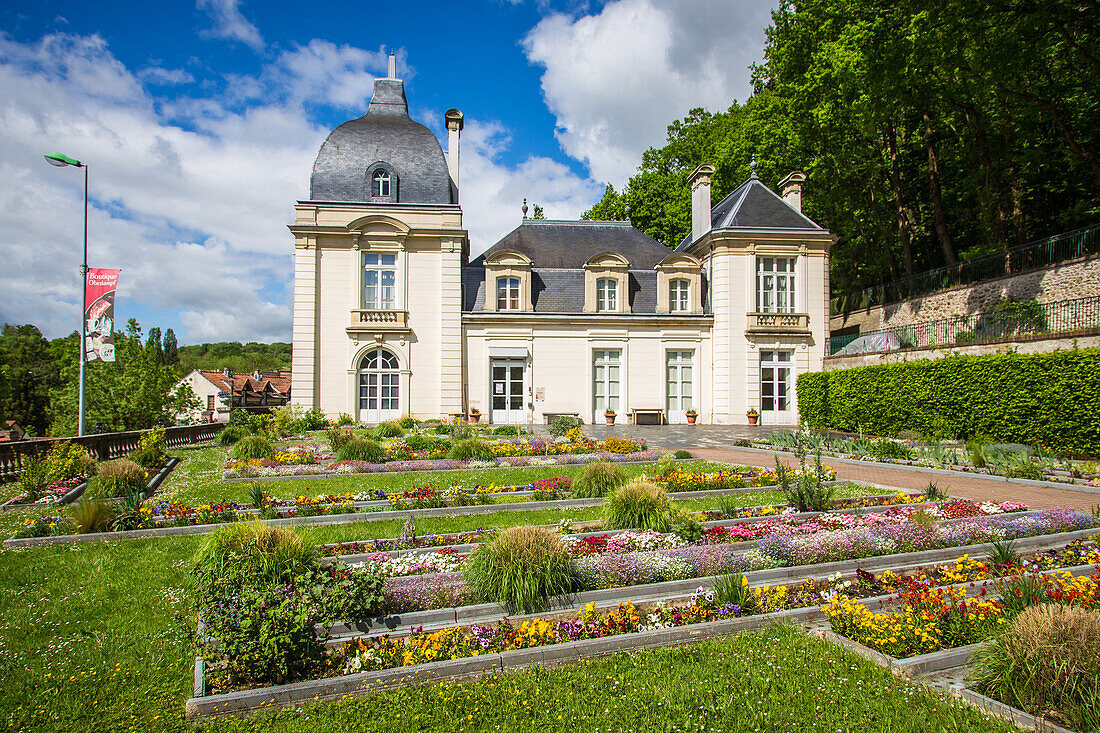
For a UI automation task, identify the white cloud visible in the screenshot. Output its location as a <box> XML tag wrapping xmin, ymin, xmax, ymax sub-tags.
<box><xmin>196</xmin><ymin>0</ymin><xmax>264</xmax><ymax>52</ymax></box>
<box><xmin>458</xmin><ymin>120</ymin><xmax>604</xmax><ymax>255</ymax></box>
<box><xmin>139</xmin><ymin>66</ymin><xmax>195</xmax><ymax>86</ymax></box>
<box><xmin>522</xmin><ymin>0</ymin><xmax>775</xmax><ymax>184</ymax></box>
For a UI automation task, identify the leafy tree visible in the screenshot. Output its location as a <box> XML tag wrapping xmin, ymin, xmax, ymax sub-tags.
<box><xmin>177</xmin><ymin>342</ymin><xmax>291</xmax><ymax>374</ymax></box>
<box><xmin>162</xmin><ymin>328</ymin><xmax>179</xmax><ymax>365</ymax></box>
<box><xmin>0</xmin><ymin>324</ymin><xmax>58</xmax><ymax>434</ymax></box>
<box><xmin>145</xmin><ymin>327</ymin><xmax>163</xmax><ymax>365</ymax></box>
<box><xmin>531</xmin><ymin>204</ymin><xmax>546</xmax><ymax>220</ymax></box>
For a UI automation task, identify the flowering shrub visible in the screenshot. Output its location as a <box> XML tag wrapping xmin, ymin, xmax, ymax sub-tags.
<box><xmin>8</xmin><ymin>476</ymin><xmax>83</xmax><ymax>506</ymax></box>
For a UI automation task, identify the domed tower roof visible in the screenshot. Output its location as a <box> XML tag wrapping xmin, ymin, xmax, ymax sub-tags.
<box><xmin>309</xmin><ymin>69</ymin><xmax>455</xmax><ymax>205</ymax></box>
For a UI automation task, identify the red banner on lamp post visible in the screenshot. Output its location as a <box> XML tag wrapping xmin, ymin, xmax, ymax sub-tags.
<box><xmin>85</xmin><ymin>268</ymin><xmax>120</xmax><ymax>363</ymax></box>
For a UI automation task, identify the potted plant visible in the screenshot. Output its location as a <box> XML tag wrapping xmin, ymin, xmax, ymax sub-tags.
<box><xmin>604</xmin><ymin>409</ymin><xmax>616</xmax><ymax>426</ymax></box>
<box><xmin>468</xmin><ymin>406</ymin><xmax>481</xmax><ymax>423</ymax></box>
<box><xmin>746</xmin><ymin>408</ymin><xmax>760</xmax><ymax>426</ymax></box>
<box><xmin>685</xmin><ymin>409</ymin><xmax>698</xmax><ymax>425</ymax></box>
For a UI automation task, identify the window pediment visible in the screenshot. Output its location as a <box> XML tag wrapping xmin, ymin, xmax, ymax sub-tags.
<box><xmin>484</xmin><ymin>249</ymin><xmax>532</xmax><ymax>267</ymax></box>
<box><xmin>584</xmin><ymin>251</ymin><xmax>630</xmax><ymax>269</ymax></box>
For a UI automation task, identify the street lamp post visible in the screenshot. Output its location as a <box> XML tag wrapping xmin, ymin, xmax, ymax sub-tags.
<box><xmin>44</xmin><ymin>152</ymin><xmax>88</xmax><ymax>437</ymax></box>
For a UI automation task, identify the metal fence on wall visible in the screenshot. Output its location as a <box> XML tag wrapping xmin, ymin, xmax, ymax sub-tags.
<box><xmin>0</xmin><ymin>423</ymin><xmax>225</xmax><ymax>481</ymax></box>
<box><xmin>828</xmin><ymin>294</ymin><xmax>1100</xmax><ymax>356</ymax></box>
<box><xmin>831</xmin><ymin>224</ymin><xmax>1100</xmax><ymax>314</ymax></box>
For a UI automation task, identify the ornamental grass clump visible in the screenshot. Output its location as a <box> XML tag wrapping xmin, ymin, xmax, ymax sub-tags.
<box><xmin>604</xmin><ymin>481</ymin><xmax>673</xmax><ymax>532</ymax></box>
<box><xmin>71</xmin><ymin>496</ymin><xmax>114</xmax><ymax>534</ymax></box>
<box><xmin>95</xmin><ymin>459</ymin><xmax>147</xmax><ymax>498</ymax></box>
<box><xmin>216</xmin><ymin>425</ymin><xmax>246</xmax><ymax>445</ymax></box>
<box><xmin>713</xmin><ymin>571</ymin><xmax>756</xmax><ymax>612</ymax></box>
<box><xmin>325</xmin><ymin>427</ymin><xmax>355</xmax><ymax>453</ymax></box>
<box><xmin>230</xmin><ymin>435</ymin><xmax>274</xmax><ymax>460</ymax></box>
<box><xmin>969</xmin><ymin>604</ymin><xmax>1100</xmax><ymax>733</ymax></box>
<box><xmin>447</xmin><ymin>438</ymin><xmax>494</xmax><ymax>462</ymax></box>
<box><xmin>336</xmin><ymin>437</ymin><xmax>387</xmax><ymax>463</ymax></box>
<box><xmin>462</xmin><ymin>526</ymin><xmax>577</xmax><ymax>614</ymax></box>
<box><xmin>373</xmin><ymin>420</ymin><xmax>405</xmax><ymax>438</ymax></box>
<box><xmin>573</xmin><ymin>461</ymin><xmax>627</xmax><ymax>498</ymax></box>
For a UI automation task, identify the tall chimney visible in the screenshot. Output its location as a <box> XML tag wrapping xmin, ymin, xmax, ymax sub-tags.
<box><xmin>778</xmin><ymin>171</ymin><xmax>806</xmax><ymax>213</ymax></box>
<box><xmin>445</xmin><ymin>109</ymin><xmax>464</xmax><ymax>200</ymax></box>
<box><xmin>689</xmin><ymin>164</ymin><xmax>716</xmax><ymax>244</ymax></box>
<box><xmin>387</xmin><ymin>52</ymin><xmax>397</xmax><ymax>79</ymax></box>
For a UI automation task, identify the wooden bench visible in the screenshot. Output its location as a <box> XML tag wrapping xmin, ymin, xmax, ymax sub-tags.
<box><xmin>630</xmin><ymin>408</ymin><xmax>664</xmax><ymax>425</ymax></box>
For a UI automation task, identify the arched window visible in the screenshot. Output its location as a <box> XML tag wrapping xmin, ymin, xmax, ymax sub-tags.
<box><xmin>358</xmin><ymin>348</ymin><xmax>400</xmax><ymax>422</ymax></box>
<box><xmin>372</xmin><ymin>169</ymin><xmax>391</xmax><ymax>198</ymax></box>
<box><xmin>496</xmin><ymin>277</ymin><xmax>520</xmax><ymax>310</ymax></box>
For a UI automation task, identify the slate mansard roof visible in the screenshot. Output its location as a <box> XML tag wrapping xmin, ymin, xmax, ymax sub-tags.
<box><xmin>463</xmin><ymin>220</ymin><xmax>708</xmax><ymax>314</ymax></box>
<box><xmin>309</xmin><ymin>78</ymin><xmax>454</xmax><ymax>205</ymax></box>
<box><xmin>676</xmin><ymin>175</ymin><xmax>824</xmax><ymax>250</ymax></box>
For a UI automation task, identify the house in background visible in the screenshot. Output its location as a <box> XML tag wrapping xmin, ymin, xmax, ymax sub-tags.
<box><xmin>290</xmin><ymin>55</ymin><xmax>835</xmax><ymax>426</ymax></box>
<box><xmin>176</xmin><ymin>369</ymin><xmax>292</xmax><ymax>423</ymax></box>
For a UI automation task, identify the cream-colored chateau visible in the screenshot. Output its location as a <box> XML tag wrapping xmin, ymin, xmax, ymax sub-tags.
<box><xmin>291</xmin><ymin>58</ymin><xmax>835</xmax><ymax>426</ymax></box>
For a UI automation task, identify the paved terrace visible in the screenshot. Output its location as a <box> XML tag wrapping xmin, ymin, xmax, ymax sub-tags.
<box><xmin>532</xmin><ymin>424</ymin><xmax>1100</xmax><ymax>511</ymax></box>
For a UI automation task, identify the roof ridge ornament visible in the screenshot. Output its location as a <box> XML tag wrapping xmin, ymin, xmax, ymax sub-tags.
<box><xmin>750</xmin><ymin>153</ymin><xmax>758</xmax><ymax>180</ymax></box>
<box><xmin>522</xmin><ymin>198</ymin><xmax>528</xmax><ymax>219</ymax></box>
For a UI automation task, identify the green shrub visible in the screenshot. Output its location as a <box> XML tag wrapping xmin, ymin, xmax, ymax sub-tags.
<box><xmin>44</xmin><ymin>442</ymin><xmax>96</xmax><ymax>482</ymax></box>
<box><xmin>335</xmin><ymin>413</ymin><xmax>355</xmax><ymax>427</ymax></box>
<box><xmin>230</xmin><ymin>435</ymin><xmax>274</xmax><ymax>460</ymax></box>
<box><xmin>796</xmin><ymin>349</ymin><xmax>1100</xmax><ymax>454</ymax></box>
<box><xmin>325</xmin><ymin>428</ymin><xmax>355</xmax><ymax>453</ymax></box>
<box><xmin>492</xmin><ymin>425</ymin><xmax>520</xmax><ymax>436</ymax></box>
<box><xmin>713</xmin><ymin>571</ymin><xmax>756</xmax><ymax>612</ymax></box>
<box><xmin>777</xmin><ymin>454</ymin><xmax>836</xmax><ymax>512</ymax></box>
<box><xmin>95</xmin><ymin>459</ymin><xmax>148</xmax><ymax>498</ymax></box>
<box><xmin>336</xmin><ymin>438</ymin><xmax>387</xmax><ymax>463</ymax></box>
<box><xmin>299</xmin><ymin>407</ymin><xmax>330</xmax><ymax>431</ymax></box>
<box><xmin>216</xmin><ymin>425</ymin><xmax>246</xmax><ymax>445</ymax></box>
<box><xmin>398</xmin><ymin>416</ymin><xmax>416</xmax><ymax>429</ymax></box>
<box><xmin>448</xmin><ymin>439</ymin><xmax>495</xmax><ymax>462</ymax></box>
<box><xmin>129</xmin><ymin>426</ymin><xmax>168</xmax><ymax>469</ymax></box>
<box><xmin>548</xmin><ymin>414</ymin><xmax>583</xmax><ymax>437</ymax></box>
<box><xmin>404</xmin><ymin>434</ymin><xmax>450</xmax><ymax>453</ymax></box>
<box><xmin>573</xmin><ymin>461</ymin><xmax>627</xmax><ymax>499</ymax></box>
<box><xmin>16</xmin><ymin>453</ymin><xmax>50</xmax><ymax>501</ymax></box>
<box><xmin>462</xmin><ymin>526</ymin><xmax>577</xmax><ymax>613</ymax></box>
<box><xmin>374</xmin><ymin>420</ymin><xmax>405</xmax><ymax>438</ymax></box>
<box><xmin>72</xmin><ymin>496</ymin><xmax>114</xmax><ymax>534</ymax></box>
<box><xmin>670</xmin><ymin>515</ymin><xmax>704</xmax><ymax>542</ymax></box>
<box><xmin>673</xmin><ymin>449</ymin><xmax>693</xmax><ymax>459</ymax></box>
<box><xmin>246</xmin><ymin>412</ymin><xmax>273</xmax><ymax>436</ymax></box>
<box><xmin>869</xmin><ymin>439</ymin><xmax>915</xmax><ymax>461</ymax></box>
<box><xmin>604</xmin><ymin>481</ymin><xmax>673</xmax><ymax>532</ymax></box>
<box><xmin>969</xmin><ymin>604</ymin><xmax>1100</xmax><ymax>733</ymax></box>
<box><xmin>433</xmin><ymin>423</ymin><xmax>455</xmax><ymax>435</ymax></box>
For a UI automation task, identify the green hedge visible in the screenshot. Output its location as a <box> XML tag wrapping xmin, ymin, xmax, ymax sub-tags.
<box><xmin>796</xmin><ymin>348</ymin><xmax>1100</xmax><ymax>454</ymax></box>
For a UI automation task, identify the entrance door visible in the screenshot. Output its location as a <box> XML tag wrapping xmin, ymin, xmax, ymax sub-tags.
<box><xmin>759</xmin><ymin>350</ymin><xmax>795</xmax><ymax>425</ymax></box>
<box><xmin>592</xmin><ymin>349</ymin><xmax>621</xmax><ymax>423</ymax></box>
<box><xmin>666</xmin><ymin>350</ymin><xmax>694</xmax><ymax>424</ymax></box>
<box><xmin>358</xmin><ymin>348</ymin><xmax>400</xmax><ymax>424</ymax></box>
<box><xmin>490</xmin><ymin>359</ymin><xmax>526</xmax><ymax>424</ymax></box>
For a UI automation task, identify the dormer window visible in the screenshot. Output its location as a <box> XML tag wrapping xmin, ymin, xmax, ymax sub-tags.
<box><xmin>372</xmin><ymin>169</ymin><xmax>391</xmax><ymax>198</ymax></box>
<box><xmin>367</xmin><ymin>163</ymin><xmax>398</xmax><ymax>202</ymax></box>
<box><xmin>669</xmin><ymin>279</ymin><xmax>690</xmax><ymax>312</ymax></box>
<box><xmin>497</xmin><ymin>277</ymin><xmax>521</xmax><ymax>310</ymax></box>
<box><xmin>596</xmin><ymin>278</ymin><xmax>618</xmax><ymax>312</ymax></box>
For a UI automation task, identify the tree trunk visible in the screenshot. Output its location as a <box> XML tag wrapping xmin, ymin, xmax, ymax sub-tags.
<box><xmin>962</xmin><ymin>108</ymin><xmax>1010</xmax><ymax>248</ymax></box>
<box><xmin>922</xmin><ymin>110</ymin><xmax>958</xmax><ymax>265</ymax></box>
<box><xmin>884</xmin><ymin>121</ymin><xmax>916</xmax><ymax>280</ymax></box>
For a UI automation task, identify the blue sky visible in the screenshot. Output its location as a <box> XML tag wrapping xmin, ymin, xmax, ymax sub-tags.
<box><xmin>0</xmin><ymin>0</ymin><xmax>775</xmax><ymax>344</ymax></box>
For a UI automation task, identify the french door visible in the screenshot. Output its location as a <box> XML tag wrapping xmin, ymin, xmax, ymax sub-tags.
<box><xmin>592</xmin><ymin>349</ymin><xmax>621</xmax><ymax>423</ymax></box>
<box><xmin>490</xmin><ymin>359</ymin><xmax>526</xmax><ymax>424</ymax></box>
<box><xmin>358</xmin><ymin>348</ymin><xmax>400</xmax><ymax>423</ymax></box>
<box><xmin>759</xmin><ymin>350</ymin><xmax>795</xmax><ymax>424</ymax></box>
<box><xmin>666</xmin><ymin>351</ymin><xmax>694</xmax><ymax>424</ymax></box>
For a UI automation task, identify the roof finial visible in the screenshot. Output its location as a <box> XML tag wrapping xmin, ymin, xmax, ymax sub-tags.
<box><xmin>387</xmin><ymin>52</ymin><xmax>397</xmax><ymax>79</ymax></box>
<box><xmin>624</xmin><ymin>203</ymin><xmax>632</xmax><ymax>223</ymax></box>
<box><xmin>750</xmin><ymin>153</ymin><xmax>758</xmax><ymax>179</ymax></box>
<box><xmin>522</xmin><ymin>198</ymin><xmax>528</xmax><ymax>219</ymax></box>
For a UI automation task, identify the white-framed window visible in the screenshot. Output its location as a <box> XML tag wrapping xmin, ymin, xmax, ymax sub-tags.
<box><xmin>760</xmin><ymin>350</ymin><xmax>793</xmax><ymax>416</ymax></box>
<box><xmin>372</xmin><ymin>169</ymin><xmax>391</xmax><ymax>198</ymax></box>
<box><xmin>593</xmin><ymin>349</ymin><xmax>621</xmax><ymax>420</ymax></box>
<box><xmin>669</xmin><ymin>278</ymin><xmax>690</xmax><ymax>312</ymax></box>
<box><xmin>666</xmin><ymin>350</ymin><xmax>693</xmax><ymax>420</ymax></box>
<box><xmin>362</xmin><ymin>252</ymin><xmax>397</xmax><ymax>310</ymax></box>
<box><xmin>496</xmin><ymin>277</ymin><xmax>521</xmax><ymax>310</ymax></box>
<box><xmin>596</xmin><ymin>278</ymin><xmax>618</xmax><ymax>312</ymax></box>
<box><xmin>756</xmin><ymin>257</ymin><xmax>796</xmax><ymax>313</ymax></box>
<box><xmin>359</xmin><ymin>348</ymin><xmax>400</xmax><ymax>414</ymax></box>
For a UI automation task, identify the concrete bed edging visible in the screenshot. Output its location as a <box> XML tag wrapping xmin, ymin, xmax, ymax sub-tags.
<box><xmin>949</xmin><ymin>684</ymin><xmax>1081</xmax><ymax>733</ymax></box>
<box><xmin>739</xmin><ymin>444</ymin><xmax>1100</xmax><ymax>496</ymax></box>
